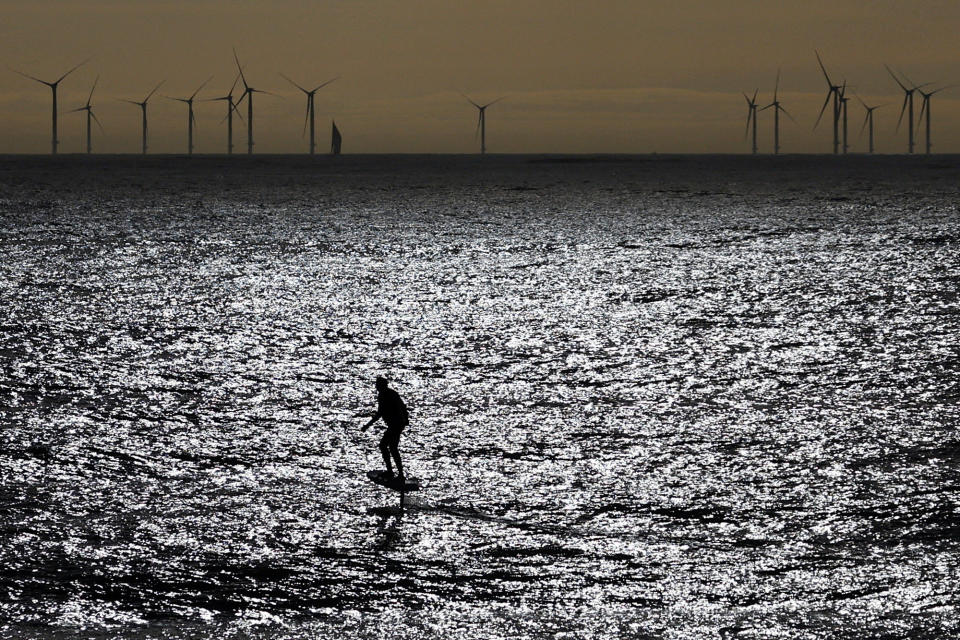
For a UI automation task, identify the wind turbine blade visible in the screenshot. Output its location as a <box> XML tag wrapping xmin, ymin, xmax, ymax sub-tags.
<box><xmin>780</xmin><ymin>105</ymin><xmax>798</xmax><ymax>125</ymax></box>
<box><xmin>743</xmin><ymin>92</ymin><xmax>751</xmax><ymax>105</ymax></box>
<box><xmin>752</xmin><ymin>88</ymin><xmax>758</xmax><ymax>104</ymax></box>
<box><xmin>814</xmin><ymin>92</ymin><xmax>832</xmax><ymax>129</ymax></box>
<box><xmin>191</xmin><ymin>75</ymin><xmax>214</xmax><ymax>100</ymax></box>
<box><xmin>91</xmin><ymin>111</ymin><xmax>105</xmax><ymax>133</ymax></box>
<box><xmin>895</xmin><ymin>94</ymin><xmax>908</xmax><ymax>131</ymax></box>
<box><xmin>279</xmin><ymin>72</ymin><xmax>308</xmax><ymax>93</ymax></box>
<box><xmin>483</xmin><ymin>96</ymin><xmax>506</xmax><ymax>108</ymax></box>
<box><xmin>930</xmin><ymin>84</ymin><xmax>958</xmax><ymax>95</ymax></box>
<box><xmin>252</xmin><ymin>88</ymin><xmax>281</xmax><ymax>97</ymax></box>
<box><xmin>119</xmin><ymin>98</ymin><xmax>141</xmax><ymax>106</ymax></box>
<box><xmin>759</xmin><ymin>103</ymin><xmax>774</xmax><ymax>112</ymax></box>
<box><xmin>859</xmin><ymin>112</ymin><xmax>870</xmax><ymax>139</ymax></box>
<box><xmin>145</xmin><ymin>80</ymin><xmax>165</xmax><ymax>102</ymax></box>
<box><xmin>233</xmin><ymin>48</ymin><xmax>249</xmax><ymax>89</ymax></box>
<box><xmin>311</xmin><ymin>76</ymin><xmax>339</xmax><ymax>92</ymax></box>
<box><xmin>899</xmin><ymin>71</ymin><xmax>926</xmax><ymax>89</ymax></box>
<box><xmin>8</xmin><ymin>67</ymin><xmax>51</xmax><ymax>86</ymax></box>
<box><xmin>68</xmin><ymin>106</ymin><xmax>87</xmax><ymax>113</ymax></box>
<box><xmin>55</xmin><ymin>57</ymin><xmax>90</xmax><ymax>84</ymax></box>
<box><xmin>461</xmin><ymin>92</ymin><xmax>481</xmax><ymax>109</ymax></box>
<box><xmin>86</xmin><ymin>75</ymin><xmax>99</xmax><ymax>105</ymax></box>
<box><xmin>856</xmin><ymin>94</ymin><xmax>868</xmax><ymax>109</ymax></box>
<box><xmin>229</xmin><ymin>72</ymin><xmax>241</xmax><ymax>96</ymax></box>
<box><xmin>885</xmin><ymin>64</ymin><xmax>909</xmax><ymax>92</ymax></box>
<box><xmin>231</xmin><ymin>101</ymin><xmax>245</xmax><ymax>123</ymax></box>
<box><xmin>814</xmin><ymin>50</ymin><xmax>834</xmax><ymax>87</ymax></box>
<box><xmin>302</xmin><ymin>97</ymin><xmax>310</xmax><ymax>138</ymax></box>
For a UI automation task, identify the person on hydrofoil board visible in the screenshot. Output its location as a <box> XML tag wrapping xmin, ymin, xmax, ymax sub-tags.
<box><xmin>361</xmin><ymin>376</ymin><xmax>409</xmax><ymax>480</ymax></box>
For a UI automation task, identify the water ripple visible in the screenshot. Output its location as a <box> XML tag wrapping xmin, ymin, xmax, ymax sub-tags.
<box><xmin>1</xmin><ymin>156</ymin><xmax>958</xmax><ymax>639</ymax></box>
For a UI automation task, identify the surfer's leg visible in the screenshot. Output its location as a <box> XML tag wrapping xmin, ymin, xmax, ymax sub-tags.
<box><xmin>378</xmin><ymin>434</ymin><xmax>394</xmax><ymax>475</ymax></box>
<box><xmin>385</xmin><ymin>426</ymin><xmax>403</xmax><ymax>479</ymax></box>
<box><xmin>390</xmin><ymin>442</ymin><xmax>403</xmax><ymax>479</ymax></box>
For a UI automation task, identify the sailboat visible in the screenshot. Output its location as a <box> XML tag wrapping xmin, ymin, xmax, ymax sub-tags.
<box><xmin>331</xmin><ymin>121</ymin><xmax>342</xmax><ymax>155</ymax></box>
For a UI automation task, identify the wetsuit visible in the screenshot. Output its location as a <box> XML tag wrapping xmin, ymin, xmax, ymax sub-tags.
<box><xmin>374</xmin><ymin>387</ymin><xmax>409</xmax><ymax>476</ymax></box>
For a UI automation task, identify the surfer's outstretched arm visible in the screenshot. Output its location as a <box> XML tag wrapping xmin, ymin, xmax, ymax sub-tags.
<box><xmin>361</xmin><ymin>411</ymin><xmax>381</xmax><ymax>432</ymax></box>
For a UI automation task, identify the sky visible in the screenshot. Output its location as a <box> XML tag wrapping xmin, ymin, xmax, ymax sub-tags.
<box><xmin>2</xmin><ymin>0</ymin><xmax>960</xmax><ymax>154</ymax></box>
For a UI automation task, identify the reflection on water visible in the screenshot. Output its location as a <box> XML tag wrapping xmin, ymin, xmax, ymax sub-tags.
<box><xmin>1</xmin><ymin>156</ymin><xmax>958</xmax><ymax>638</ymax></box>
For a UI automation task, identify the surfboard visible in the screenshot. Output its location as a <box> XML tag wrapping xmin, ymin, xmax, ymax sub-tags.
<box><xmin>367</xmin><ymin>470</ymin><xmax>420</xmax><ymax>492</ymax></box>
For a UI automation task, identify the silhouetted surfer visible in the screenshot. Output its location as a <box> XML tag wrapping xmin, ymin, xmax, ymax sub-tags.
<box><xmin>361</xmin><ymin>376</ymin><xmax>409</xmax><ymax>479</ymax></box>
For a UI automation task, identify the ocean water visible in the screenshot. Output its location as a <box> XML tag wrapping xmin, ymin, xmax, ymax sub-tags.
<box><xmin>0</xmin><ymin>155</ymin><xmax>958</xmax><ymax>639</ymax></box>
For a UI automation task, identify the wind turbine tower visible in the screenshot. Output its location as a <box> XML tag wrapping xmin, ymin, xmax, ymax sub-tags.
<box><xmin>167</xmin><ymin>77</ymin><xmax>212</xmax><ymax>155</ymax></box>
<box><xmin>760</xmin><ymin>71</ymin><xmax>795</xmax><ymax>155</ymax></box>
<box><xmin>122</xmin><ymin>81</ymin><xmax>164</xmax><ymax>155</ymax></box>
<box><xmin>10</xmin><ymin>59</ymin><xmax>88</xmax><ymax>154</ymax></box>
<box><xmin>743</xmin><ymin>89</ymin><xmax>759</xmax><ymax>154</ymax></box>
<box><xmin>463</xmin><ymin>94</ymin><xmax>504</xmax><ymax>154</ymax></box>
<box><xmin>279</xmin><ymin>73</ymin><xmax>338</xmax><ymax>155</ymax></box>
<box><xmin>814</xmin><ymin>51</ymin><xmax>842</xmax><ymax>155</ymax></box>
<box><xmin>840</xmin><ymin>83</ymin><xmax>850</xmax><ymax>155</ymax></box>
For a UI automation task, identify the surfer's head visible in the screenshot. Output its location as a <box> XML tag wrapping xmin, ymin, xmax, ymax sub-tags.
<box><xmin>375</xmin><ymin>375</ymin><xmax>389</xmax><ymax>391</ymax></box>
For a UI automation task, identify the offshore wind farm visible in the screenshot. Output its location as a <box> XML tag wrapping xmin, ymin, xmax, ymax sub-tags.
<box><xmin>4</xmin><ymin>49</ymin><xmax>960</xmax><ymax>156</ymax></box>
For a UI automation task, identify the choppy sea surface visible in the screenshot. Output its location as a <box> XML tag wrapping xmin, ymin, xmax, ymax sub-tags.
<box><xmin>1</xmin><ymin>155</ymin><xmax>958</xmax><ymax>639</ymax></box>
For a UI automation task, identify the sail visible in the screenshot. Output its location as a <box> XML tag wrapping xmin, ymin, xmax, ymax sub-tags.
<box><xmin>331</xmin><ymin>121</ymin><xmax>342</xmax><ymax>155</ymax></box>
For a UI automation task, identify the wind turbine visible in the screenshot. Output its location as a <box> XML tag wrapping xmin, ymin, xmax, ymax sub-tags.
<box><xmin>856</xmin><ymin>96</ymin><xmax>884</xmax><ymax>155</ymax></box>
<box><xmin>463</xmin><ymin>94</ymin><xmax>504</xmax><ymax>154</ymax></box>
<box><xmin>814</xmin><ymin>51</ymin><xmax>842</xmax><ymax>154</ymax></box>
<box><xmin>70</xmin><ymin>75</ymin><xmax>104</xmax><ymax>154</ymax></box>
<box><xmin>9</xmin><ymin>58</ymin><xmax>89</xmax><ymax>154</ymax></box>
<box><xmin>122</xmin><ymin>80</ymin><xmax>164</xmax><ymax>155</ymax></box>
<box><xmin>234</xmin><ymin>48</ymin><xmax>278</xmax><ymax>155</ymax></box>
<box><xmin>886</xmin><ymin>65</ymin><xmax>928</xmax><ymax>154</ymax></box>
<box><xmin>279</xmin><ymin>73</ymin><xmax>338</xmax><ymax>155</ymax></box>
<box><xmin>916</xmin><ymin>85</ymin><xmax>954</xmax><ymax>155</ymax></box>
<box><xmin>166</xmin><ymin>76</ymin><xmax>212</xmax><ymax>155</ymax></box>
<box><xmin>759</xmin><ymin>70</ymin><xmax>796</xmax><ymax>155</ymax></box>
<box><xmin>839</xmin><ymin>82</ymin><xmax>850</xmax><ymax>155</ymax></box>
<box><xmin>743</xmin><ymin>89</ymin><xmax>759</xmax><ymax>155</ymax></box>
<box><xmin>205</xmin><ymin>74</ymin><xmax>244</xmax><ymax>155</ymax></box>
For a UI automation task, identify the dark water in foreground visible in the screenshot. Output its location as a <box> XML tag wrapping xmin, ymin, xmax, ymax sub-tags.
<box><xmin>1</xmin><ymin>155</ymin><xmax>958</xmax><ymax>639</ymax></box>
